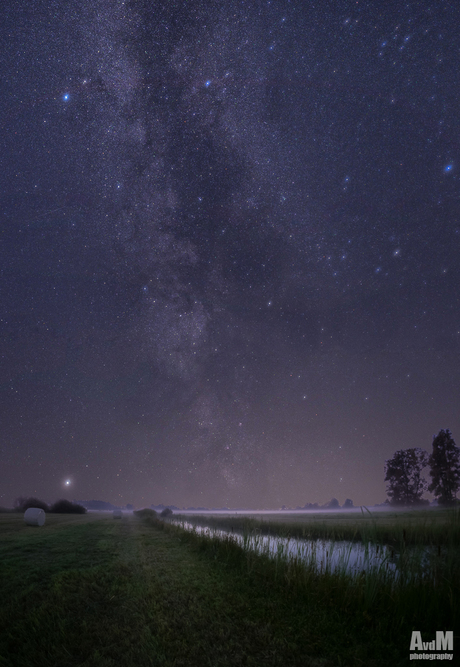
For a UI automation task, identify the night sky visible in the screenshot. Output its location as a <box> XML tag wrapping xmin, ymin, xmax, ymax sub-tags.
<box><xmin>1</xmin><ymin>0</ymin><xmax>459</xmax><ymax>510</ymax></box>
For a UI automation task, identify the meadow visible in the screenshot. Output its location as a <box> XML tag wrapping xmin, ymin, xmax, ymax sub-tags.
<box><xmin>173</xmin><ymin>506</ymin><xmax>460</xmax><ymax>546</ymax></box>
<box><xmin>0</xmin><ymin>508</ymin><xmax>458</xmax><ymax>666</ymax></box>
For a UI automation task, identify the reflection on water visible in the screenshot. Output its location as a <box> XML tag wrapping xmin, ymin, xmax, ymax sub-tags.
<box><xmin>175</xmin><ymin>520</ymin><xmax>399</xmax><ymax>576</ymax></box>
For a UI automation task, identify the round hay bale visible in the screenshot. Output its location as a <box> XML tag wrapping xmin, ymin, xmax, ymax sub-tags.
<box><xmin>113</xmin><ymin>509</ymin><xmax>123</xmax><ymax>519</ymax></box>
<box><xmin>24</xmin><ymin>507</ymin><xmax>46</xmax><ymax>527</ymax></box>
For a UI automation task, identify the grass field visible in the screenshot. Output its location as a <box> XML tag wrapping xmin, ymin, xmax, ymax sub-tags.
<box><xmin>174</xmin><ymin>506</ymin><xmax>460</xmax><ymax>546</ymax></box>
<box><xmin>0</xmin><ymin>510</ymin><xmax>458</xmax><ymax>666</ymax></box>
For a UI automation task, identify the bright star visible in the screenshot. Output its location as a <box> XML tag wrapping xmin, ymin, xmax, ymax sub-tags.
<box><xmin>444</xmin><ymin>163</ymin><xmax>453</xmax><ymax>173</ymax></box>
<box><xmin>63</xmin><ymin>93</ymin><xmax>70</xmax><ymax>101</ymax></box>
<box><xmin>205</xmin><ymin>80</ymin><xmax>211</xmax><ymax>87</ymax></box>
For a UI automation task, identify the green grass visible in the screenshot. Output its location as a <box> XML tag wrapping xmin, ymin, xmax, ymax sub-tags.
<box><xmin>0</xmin><ymin>510</ymin><xmax>457</xmax><ymax>666</ymax></box>
<box><xmin>165</xmin><ymin>511</ymin><xmax>459</xmax><ymax>631</ymax></box>
<box><xmin>174</xmin><ymin>506</ymin><xmax>460</xmax><ymax>547</ymax></box>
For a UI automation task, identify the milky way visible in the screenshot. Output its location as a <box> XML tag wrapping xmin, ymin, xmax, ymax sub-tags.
<box><xmin>1</xmin><ymin>0</ymin><xmax>459</xmax><ymax>508</ymax></box>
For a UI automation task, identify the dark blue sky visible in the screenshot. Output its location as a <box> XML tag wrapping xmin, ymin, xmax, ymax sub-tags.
<box><xmin>1</xmin><ymin>0</ymin><xmax>459</xmax><ymax>508</ymax></box>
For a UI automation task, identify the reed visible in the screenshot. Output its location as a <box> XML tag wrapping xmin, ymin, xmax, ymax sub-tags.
<box><xmin>173</xmin><ymin>506</ymin><xmax>460</xmax><ymax>547</ymax></box>
<box><xmin>159</xmin><ymin>511</ymin><xmax>459</xmax><ymax>638</ymax></box>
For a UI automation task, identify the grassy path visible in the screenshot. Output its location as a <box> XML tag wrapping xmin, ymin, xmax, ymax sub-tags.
<box><xmin>0</xmin><ymin>514</ymin><xmax>409</xmax><ymax>666</ymax></box>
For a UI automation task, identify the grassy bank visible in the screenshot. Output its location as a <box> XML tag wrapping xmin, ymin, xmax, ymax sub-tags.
<box><xmin>0</xmin><ymin>511</ymin><xmax>457</xmax><ymax>666</ymax></box>
<box><xmin>158</xmin><ymin>512</ymin><xmax>458</xmax><ymax>639</ymax></box>
<box><xmin>173</xmin><ymin>506</ymin><xmax>460</xmax><ymax>547</ymax></box>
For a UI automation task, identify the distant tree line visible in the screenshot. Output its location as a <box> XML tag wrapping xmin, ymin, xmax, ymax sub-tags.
<box><xmin>292</xmin><ymin>498</ymin><xmax>354</xmax><ymax>510</ymax></box>
<box><xmin>385</xmin><ymin>429</ymin><xmax>460</xmax><ymax>506</ymax></box>
<box><xmin>13</xmin><ymin>497</ymin><xmax>87</xmax><ymax>514</ymax></box>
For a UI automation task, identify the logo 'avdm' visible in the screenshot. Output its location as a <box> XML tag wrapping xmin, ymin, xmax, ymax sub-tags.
<box><xmin>410</xmin><ymin>631</ymin><xmax>453</xmax><ymax>651</ymax></box>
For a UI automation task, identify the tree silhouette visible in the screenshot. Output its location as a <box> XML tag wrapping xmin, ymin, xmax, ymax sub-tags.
<box><xmin>385</xmin><ymin>448</ymin><xmax>429</xmax><ymax>505</ymax></box>
<box><xmin>14</xmin><ymin>496</ymin><xmax>50</xmax><ymax>512</ymax></box>
<box><xmin>428</xmin><ymin>429</ymin><xmax>460</xmax><ymax>505</ymax></box>
<box><xmin>50</xmin><ymin>499</ymin><xmax>86</xmax><ymax>514</ymax></box>
<box><xmin>160</xmin><ymin>507</ymin><xmax>173</xmax><ymax>518</ymax></box>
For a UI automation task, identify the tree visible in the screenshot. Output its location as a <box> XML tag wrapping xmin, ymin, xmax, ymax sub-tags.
<box><xmin>50</xmin><ymin>499</ymin><xmax>86</xmax><ymax>514</ymax></box>
<box><xmin>322</xmin><ymin>498</ymin><xmax>340</xmax><ymax>509</ymax></box>
<box><xmin>385</xmin><ymin>448</ymin><xmax>429</xmax><ymax>505</ymax></box>
<box><xmin>14</xmin><ymin>497</ymin><xmax>49</xmax><ymax>512</ymax></box>
<box><xmin>160</xmin><ymin>507</ymin><xmax>173</xmax><ymax>518</ymax></box>
<box><xmin>428</xmin><ymin>429</ymin><xmax>460</xmax><ymax>505</ymax></box>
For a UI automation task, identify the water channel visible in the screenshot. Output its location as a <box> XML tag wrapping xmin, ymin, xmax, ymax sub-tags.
<box><xmin>173</xmin><ymin>520</ymin><xmax>402</xmax><ymax>577</ymax></box>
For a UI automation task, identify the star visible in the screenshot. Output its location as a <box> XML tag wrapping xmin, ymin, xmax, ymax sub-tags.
<box><xmin>2</xmin><ymin>0</ymin><xmax>460</xmax><ymax>517</ymax></box>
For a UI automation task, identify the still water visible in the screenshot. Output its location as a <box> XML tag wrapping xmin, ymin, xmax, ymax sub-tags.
<box><xmin>174</xmin><ymin>520</ymin><xmax>399</xmax><ymax>576</ymax></box>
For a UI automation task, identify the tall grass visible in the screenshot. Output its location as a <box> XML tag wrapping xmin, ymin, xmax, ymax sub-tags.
<box><xmin>144</xmin><ymin>510</ymin><xmax>459</xmax><ymax>639</ymax></box>
<box><xmin>172</xmin><ymin>506</ymin><xmax>460</xmax><ymax>547</ymax></box>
